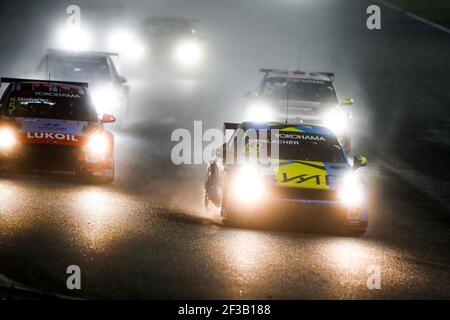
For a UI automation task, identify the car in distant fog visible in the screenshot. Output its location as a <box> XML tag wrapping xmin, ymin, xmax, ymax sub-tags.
<box><xmin>204</xmin><ymin>121</ymin><xmax>368</xmax><ymax>235</ymax></box>
<box><xmin>0</xmin><ymin>78</ymin><xmax>116</xmax><ymax>183</ymax></box>
<box><xmin>244</xmin><ymin>69</ymin><xmax>354</xmax><ymax>153</ymax></box>
<box><xmin>35</xmin><ymin>49</ymin><xmax>129</xmax><ymax>125</ymax></box>
<box><xmin>138</xmin><ymin>16</ymin><xmax>206</xmax><ymax>76</ymax></box>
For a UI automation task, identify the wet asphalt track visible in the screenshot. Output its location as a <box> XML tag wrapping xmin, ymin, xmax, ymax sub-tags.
<box><xmin>0</xmin><ymin>0</ymin><xmax>449</xmax><ymax>299</ymax></box>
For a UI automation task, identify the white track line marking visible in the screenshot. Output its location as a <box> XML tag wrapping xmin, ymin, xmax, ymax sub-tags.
<box><xmin>378</xmin><ymin>0</ymin><xmax>450</xmax><ymax>34</ymax></box>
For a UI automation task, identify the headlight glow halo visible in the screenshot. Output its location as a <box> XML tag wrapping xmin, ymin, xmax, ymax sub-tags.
<box><xmin>107</xmin><ymin>29</ymin><xmax>146</xmax><ymax>61</ymax></box>
<box><xmin>322</xmin><ymin>107</ymin><xmax>349</xmax><ymax>135</ymax></box>
<box><xmin>85</xmin><ymin>133</ymin><xmax>110</xmax><ymax>157</ymax></box>
<box><xmin>0</xmin><ymin>127</ymin><xmax>17</xmax><ymax>150</ymax></box>
<box><xmin>246</xmin><ymin>101</ymin><xmax>274</xmax><ymax>122</ymax></box>
<box><xmin>55</xmin><ymin>25</ymin><xmax>92</xmax><ymax>52</ymax></box>
<box><xmin>338</xmin><ymin>172</ymin><xmax>364</xmax><ymax>206</ymax></box>
<box><xmin>231</xmin><ymin>164</ymin><xmax>265</xmax><ymax>203</ymax></box>
<box><xmin>91</xmin><ymin>85</ymin><xmax>121</xmax><ymax>115</ymax></box>
<box><xmin>173</xmin><ymin>40</ymin><xmax>203</xmax><ymax>68</ymax></box>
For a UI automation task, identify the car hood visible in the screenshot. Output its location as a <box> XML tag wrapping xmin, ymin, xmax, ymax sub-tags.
<box><xmin>14</xmin><ymin>117</ymin><xmax>91</xmax><ymax>147</ymax></box>
<box><xmin>260</xmin><ymin>159</ymin><xmax>351</xmax><ymax>190</ymax></box>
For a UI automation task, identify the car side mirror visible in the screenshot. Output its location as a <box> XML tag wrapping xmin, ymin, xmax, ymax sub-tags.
<box><xmin>101</xmin><ymin>113</ymin><xmax>116</xmax><ymax>124</ymax></box>
<box><xmin>353</xmin><ymin>155</ymin><xmax>367</xmax><ymax>169</ymax></box>
<box><xmin>341</xmin><ymin>97</ymin><xmax>354</xmax><ymax>105</ymax></box>
<box><xmin>117</xmin><ymin>75</ymin><xmax>127</xmax><ymax>84</ymax></box>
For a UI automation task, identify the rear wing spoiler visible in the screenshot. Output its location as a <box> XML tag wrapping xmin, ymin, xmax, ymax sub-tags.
<box><xmin>310</xmin><ymin>72</ymin><xmax>335</xmax><ymax>81</ymax></box>
<box><xmin>260</xmin><ymin>68</ymin><xmax>335</xmax><ymax>81</ymax></box>
<box><xmin>224</xmin><ymin>122</ymin><xmax>240</xmax><ymax>132</ymax></box>
<box><xmin>1</xmin><ymin>77</ymin><xmax>89</xmax><ymax>88</ymax></box>
<box><xmin>259</xmin><ymin>68</ymin><xmax>288</xmax><ymax>74</ymax></box>
<box><xmin>47</xmin><ymin>48</ymin><xmax>119</xmax><ymax>57</ymax></box>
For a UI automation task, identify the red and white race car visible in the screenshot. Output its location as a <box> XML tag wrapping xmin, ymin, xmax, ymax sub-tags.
<box><xmin>0</xmin><ymin>78</ymin><xmax>116</xmax><ymax>183</ymax></box>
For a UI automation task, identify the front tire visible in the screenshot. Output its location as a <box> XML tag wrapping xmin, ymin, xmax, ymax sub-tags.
<box><xmin>220</xmin><ymin>189</ymin><xmax>241</xmax><ymax>227</ymax></box>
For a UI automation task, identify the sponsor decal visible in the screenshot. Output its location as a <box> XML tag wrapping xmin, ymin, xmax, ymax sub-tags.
<box><xmin>31</xmin><ymin>83</ymin><xmax>82</xmax><ymax>94</ymax></box>
<box><xmin>26</xmin><ymin>132</ymin><xmax>79</xmax><ymax>142</ymax></box>
<box><xmin>35</xmin><ymin>91</ymin><xmax>81</xmax><ymax>99</ymax></box>
<box><xmin>293</xmin><ymin>79</ymin><xmax>326</xmax><ymax>84</ymax></box>
<box><xmin>273</xmin><ymin>160</ymin><xmax>335</xmax><ymax>190</ymax></box>
<box><xmin>64</xmin><ymin>120</ymin><xmax>80</xmax><ymax>125</ymax></box>
<box><xmin>7</xmin><ymin>101</ymin><xmax>17</xmax><ymax>115</ymax></box>
<box><xmin>250</xmin><ymin>134</ymin><xmax>325</xmax><ymax>146</ymax></box>
<box><xmin>280</xmin><ymin>172</ymin><xmax>335</xmax><ymax>186</ymax></box>
<box><xmin>17</xmin><ymin>119</ymin><xmax>87</xmax><ymax>136</ymax></box>
<box><xmin>9</xmin><ymin>97</ymin><xmax>51</xmax><ymax>102</ymax></box>
<box><xmin>274</xmin><ymin>133</ymin><xmax>326</xmax><ymax>141</ymax></box>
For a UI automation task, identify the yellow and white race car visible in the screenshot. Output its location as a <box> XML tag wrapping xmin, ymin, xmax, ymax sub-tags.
<box><xmin>244</xmin><ymin>69</ymin><xmax>354</xmax><ymax>153</ymax></box>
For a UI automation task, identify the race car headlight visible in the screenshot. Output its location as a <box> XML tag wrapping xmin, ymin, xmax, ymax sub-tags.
<box><xmin>55</xmin><ymin>25</ymin><xmax>92</xmax><ymax>52</ymax></box>
<box><xmin>338</xmin><ymin>172</ymin><xmax>364</xmax><ymax>206</ymax></box>
<box><xmin>231</xmin><ymin>165</ymin><xmax>265</xmax><ymax>203</ymax></box>
<box><xmin>322</xmin><ymin>107</ymin><xmax>349</xmax><ymax>135</ymax></box>
<box><xmin>173</xmin><ymin>40</ymin><xmax>203</xmax><ymax>68</ymax></box>
<box><xmin>0</xmin><ymin>128</ymin><xmax>17</xmax><ymax>150</ymax></box>
<box><xmin>91</xmin><ymin>86</ymin><xmax>121</xmax><ymax>115</ymax></box>
<box><xmin>84</xmin><ymin>133</ymin><xmax>110</xmax><ymax>156</ymax></box>
<box><xmin>108</xmin><ymin>29</ymin><xmax>146</xmax><ymax>62</ymax></box>
<box><xmin>245</xmin><ymin>102</ymin><xmax>274</xmax><ymax>122</ymax></box>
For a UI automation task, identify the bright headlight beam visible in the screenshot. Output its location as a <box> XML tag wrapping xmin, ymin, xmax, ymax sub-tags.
<box><xmin>91</xmin><ymin>85</ymin><xmax>121</xmax><ymax>115</ymax></box>
<box><xmin>108</xmin><ymin>29</ymin><xmax>145</xmax><ymax>61</ymax></box>
<box><xmin>338</xmin><ymin>172</ymin><xmax>363</xmax><ymax>206</ymax></box>
<box><xmin>246</xmin><ymin>102</ymin><xmax>274</xmax><ymax>122</ymax></box>
<box><xmin>232</xmin><ymin>165</ymin><xmax>265</xmax><ymax>203</ymax></box>
<box><xmin>173</xmin><ymin>40</ymin><xmax>203</xmax><ymax>68</ymax></box>
<box><xmin>322</xmin><ymin>108</ymin><xmax>349</xmax><ymax>135</ymax></box>
<box><xmin>55</xmin><ymin>25</ymin><xmax>92</xmax><ymax>51</ymax></box>
<box><xmin>85</xmin><ymin>133</ymin><xmax>109</xmax><ymax>156</ymax></box>
<box><xmin>0</xmin><ymin>128</ymin><xmax>17</xmax><ymax>150</ymax></box>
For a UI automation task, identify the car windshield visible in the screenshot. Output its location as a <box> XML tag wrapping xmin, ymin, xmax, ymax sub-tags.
<box><xmin>261</xmin><ymin>78</ymin><xmax>338</xmax><ymax>104</ymax></box>
<box><xmin>2</xmin><ymin>83</ymin><xmax>98</xmax><ymax>121</ymax></box>
<box><xmin>246</xmin><ymin>131</ymin><xmax>346</xmax><ymax>163</ymax></box>
<box><xmin>46</xmin><ymin>56</ymin><xmax>112</xmax><ymax>82</ymax></box>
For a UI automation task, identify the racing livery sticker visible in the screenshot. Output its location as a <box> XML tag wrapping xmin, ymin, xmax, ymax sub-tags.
<box><xmin>272</xmin><ymin>160</ymin><xmax>330</xmax><ymax>190</ymax></box>
<box><xmin>16</xmin><ymin>118</ymin><xmax>88</xmax><ymax>146</ymax></box>
<box><xmin>269</xmin><ymin>160</ymin><xmax>349</xmax><ymax>190</ymax></box>
<box><xmin>16</xmin><ymin>118</ymin><xmax>87</xmax><ymax>135</ymax></box>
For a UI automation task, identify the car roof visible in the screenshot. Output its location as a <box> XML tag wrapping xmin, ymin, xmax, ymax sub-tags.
<box><xmin>2</xmin><ymin>77</ymin><xmax>88</xmax><ymax>87</ymax></box>
<box><xmin>240</xmin><ymin>121</ymin><xmax>335</xmax><ymax>136</ymax></box>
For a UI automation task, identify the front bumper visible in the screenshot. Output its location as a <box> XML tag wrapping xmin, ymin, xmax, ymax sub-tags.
<box><xmin>0</xmin><ymin>144</ymin><xmax>113</xmax><ymax>178</ymax></box>
<box><xmin>227</xmin><ymin>195</ymin><xmax>368</xmax><ymax>230</ymax></box>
